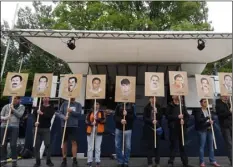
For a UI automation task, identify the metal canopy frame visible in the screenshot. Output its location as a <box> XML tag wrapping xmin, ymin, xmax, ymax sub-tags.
<box><xmin>2</xmin><ymin>29</ymin><xmax>232</xmax><ymax>39</ymax></box>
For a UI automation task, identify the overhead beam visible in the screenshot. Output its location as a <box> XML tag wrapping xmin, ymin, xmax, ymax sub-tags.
<box><xmin>3</xmin><ymin>29</ymin><xmax>232</xmax><ymax>39</ymax></box>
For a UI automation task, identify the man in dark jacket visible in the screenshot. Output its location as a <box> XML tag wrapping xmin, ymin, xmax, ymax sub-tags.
<box><xmin>215</xmin><ymin>96</ymin><xmax>232</xmax><ymax>165</ymax></box>
<box><xmin>114</xmin><ymin>103</ymin><xmax>135</xmax><ymax>167</ymax></box>
<box><xmin>143</xmin><ymin>97</ymin><xmax>163</xmax><ymax>167</ymax></box>
<box><xmin>193</xmin><ymin>99</ymin><xmax>220</xmax><ymax>167</ymax></box>
<box><xmin>33</xmin><ymin>97</ymin><xmax>55</xmax><ymax>167</ymax></box>
<box><xmin>166</xmin><ymin>95</ymin><xmax>189</xmax><ymax>167</ymax></box>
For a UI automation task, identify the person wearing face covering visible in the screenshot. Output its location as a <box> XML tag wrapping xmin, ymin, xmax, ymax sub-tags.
<box><xmin>0</xmin><ymin>96</ymin><xmax>25</xmax><ymax>167</ymax></box>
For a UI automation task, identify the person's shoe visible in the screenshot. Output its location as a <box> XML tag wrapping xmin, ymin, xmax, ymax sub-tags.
<box><xmin>87</xmin><ymin>162</ymin><xmax>92</xmax><ymax>167</ymax></box>
<box><xmin>72</xmin><ymin>159</ymin><xmax>78</xmax><ymax>167</ymax></box>
<box><xmin>124</xmin><ymin>165</ymin><xmax>129</xmax><ymax>167</ymax></box>
<box><xmin>211</xmin><ymin>162</ymin><xmax>221</xmax><ymax>167</ymax></box>
<box><xmin>12</xmin><ymin>161</ymin><xmax>18</xmax><ymax>167</ymax></box>
<box><xmin>34</xmin><ymin>163</ymin><xmax>41</xmax><ymax>167</ymax></box>
<box><xmin>200</xmin><ymin>162</ymin><xmax>205</xmax><ymax>167</ymax></box>
<box><xmin>33</xmin><ymin>160</ymin><xmax>41</xmax><ymax>167</ymax></box>
<box><xmin>155</xmin><ymin>164</ymin><xmax>160</xmax><ymax>167</ymax></box>
<box><xmin>46</xmin><ymin>159</ymin><xmax>54</xmax><ymax>166</ymax></box>
<box><xmin>60</xmin><ymin>159</ymin><xmax>67</xmax><ymax>167</ymax></box>
<box><xmin>96</xmin><ymin>162</ymin><xmax>101</xmax><ymax>167</ymax></box>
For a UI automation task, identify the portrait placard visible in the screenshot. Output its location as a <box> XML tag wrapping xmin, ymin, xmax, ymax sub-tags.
<box><xmin>115</xmin><ymin>76</ymin><xmax>136</xmax><ymax>103</ymax></box>
<box><xmin>3</xmin><ymin>72</ymin><xmax>28</xmax><ymax>96</ymax></box>
<box><xmin>60</xmin><ymin>74</ymin><xmax>83</xmax><ymax>98</ymax></box>
<box><xmin>195</xmin><ymin>74</ymin><xmax>214</xmax><ymax>99</ymax></box>
<box><xmin>145</xmin><ymin>72</ymin><xmax>164</xmax><ymax>97</ymax></box>
<box><xmin>86</xmin><ymin>75</ymin><xmax>106</xmax><ymax>99</ymax></box>
<box><xmin>218</xmin><ymin>72</ymin><xmax>232</xmax><ymax>96</ymax></box>
<box><xmin>169</xmin><ymin>71</ymin><xmax>188</xmax><ymax>96</ymax></box>
<box><xmin>31</xmin><ymin>73</ymin><xmax>53</xmax><ymax>97</ymax></box>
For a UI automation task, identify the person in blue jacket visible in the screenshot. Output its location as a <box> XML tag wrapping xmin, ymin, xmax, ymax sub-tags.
<box><xmin>56</xmin><ymin>98</ymin><xmax>82</xmax><ymax>167</ymax></box>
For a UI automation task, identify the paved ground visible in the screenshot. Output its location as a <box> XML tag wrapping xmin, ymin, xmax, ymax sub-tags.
<box><xmin>4</xmin><ymin>157</ymin><xmax>231</xmax><ymax>167</ymax></box>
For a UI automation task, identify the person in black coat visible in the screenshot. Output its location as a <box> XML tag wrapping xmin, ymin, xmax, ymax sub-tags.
<box><xmin>193</xmin><ymin>99</ymin><xmax>220</xmax><ymax>167</ymax></box>
<box><xmin>143</xmin><ymin>96</ymin><xmax>163</xmax><ymax>167</ymax></box>
<box><xmin>165</xmin><ymin>95</ymin><xmax>189</xmax><ymax>167</ymax></box>
<box><xmin>215</xmin><ymin>96</ymin><xmax>232</xmax><ymax>165</ymax></box>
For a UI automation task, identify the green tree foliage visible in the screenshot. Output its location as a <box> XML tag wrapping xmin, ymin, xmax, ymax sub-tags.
<box><xmin>52</xmin><ymin>1</ymin><xmax>212</xmax><ymax>31</ymax></box>
<box><xmin>1</xmin><ymin>1</ymin><xmax>231</xmax><ymax>99</ymax></box>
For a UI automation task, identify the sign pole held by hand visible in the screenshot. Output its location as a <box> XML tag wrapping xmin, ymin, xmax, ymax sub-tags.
<box><xmin>230</xmin><ymin>96</ymin><xmax>232</xmax><ymax>112</ymax></box>
<box><xmin>61</xmin><ymin>98</ymin><xmax>71</xmax><ymax>148</ymax></box>
<box><xmin>178</xmin><ymin>96</ymin><xmax>185</xmax><ymax>146</ymax></box>
<box><xmin>153</xmin><ymin>96</ymin><xmax>156</xmax><ymax>148</ymax></box>
<box><xmin>2</xmin><ymin>96</ymin><xmax>15</xmax><ymax>146</ymax></box>
<box><xmin>122</xmin><ymin>102</ymin><xmax>126</xmax><ymax>155</ymax></box>
<box><xmin>92</xmin><ymin>98</ymin><xmax>97</xmax><ymax>151</ymax></box>
<box><xmin>206</xmin><ymin>99</ymin><xmax>217</xmax><ymax>149</ymax></box>
<box><xmin>33</xmin><ymin>97</ymin><xmax>42</xmax><ymax>147</ymax></box>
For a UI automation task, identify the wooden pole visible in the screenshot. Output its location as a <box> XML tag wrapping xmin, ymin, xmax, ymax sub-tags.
<box><xmin>33</xmin><ymin>97</ymin><xmax>42</xmax><ymax>147</ymax></box>
<box><xmin>206</xmin><ymin>99</ymin><xmax>217</xmax><ymax>149</ymax></box>
<box><xmin>61</xmin><ymin>98</ymin><xmax>71</xmax><ymax>148</ymax></box>
<box><xmin>153</xmin><ymin>96</ymin><xmax>156</xmax><ymax>148</ymax></box>
<box><xmin>92</xmin><ymin>99</ymin><xmax>97</xmax><ymax>150</ymax></box>
<box><xmin>2</xmin><ymin>96</ymin><xmax>14</xmax><ymax>146</ymax></box>
<box><xmin>230</xmin><ymin>96</ymin><xmax>232</xmax><ymax>112</ymax></box>
<box><xmin>178</xmin><ymin>96</ymin><xmax>185</xmax><ymax>146</ymax></box>
<box><xmin>122</xmin><ymin>102</ymin><xmax>126</xmax><ymax>155</ymax></box>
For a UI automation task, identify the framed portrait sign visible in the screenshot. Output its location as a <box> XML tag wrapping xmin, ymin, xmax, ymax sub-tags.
<box><xmin>86</xmin><ymin>75</ymin><xmax>106</xmax><ymax>99</ymax></box>
<box><xmin>169</xmin><ymin>71</ymin><xmax>188</xmax><ymax>96</ymax></box>
<box><xmin>3</xmin><ymin>72</ymin><xmax>28</xmax><ymax>96</ymax></box>
<box><xmin>218</xmin><ymin>72</ymin><xmax>232</xmax><ymax>96</ymax></box>
<box><xmin>195</xmin><ymin>74</ymin><xmax>214</xmax><ymax>99</ymax></box>
<box><xmin>60</xmin><ymin>74</ymin><xmax>83</xmax><ymax>98</ymax></box>
<box><xmin>115</xmin><ymin>76</ymin><xmax>136</xmax><ymax>103</ymax></box>
<box><xmin>31</xmin><ymin>73</ymin><xmax>53</xmax><ymax>97</ymax></box>
<box><xmin>145</xmin><ymin>72</ymin><xmax>165</xmax><ymax>97</ymax></box>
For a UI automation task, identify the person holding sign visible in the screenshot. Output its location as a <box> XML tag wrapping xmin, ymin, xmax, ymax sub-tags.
<box><xmin>193</xmin><ymin>99</ymin><xmax>220</xmax><ymax>167</ymax></box>
<box><xmin>0</xmin><ymin>96</ymin><xmax>25</xmax><ymax>167</ymax></box>
<box><xmin>166</xmin><ymin>96</ymin><xmax>189</xmax><ymax>167</ymax></box>
<box><xmin>114</xmin><ymin>103</ymin><xmax>135</xmax><ymax>167</ymax></box>
<box><xmin>33</xmin><ymin>97</ymin><xmax>55</xmax><ymax>167</ymax></box>
<box><xmin>143</xmin><ymin>96</ymin><xmax>163</xmax><ymax>167</ymax></box>
<box><xmin>57</xmin><ymin>98</ymin><xmax>82</xmax><ymax>167</ymax></box>
<box><xmin>215</xmin><ymin>96</ymin><xmax>232</xmax><ymax>165</ymax></box>
<box><xmin>85</xmin><ymin>101</ymin><xmax>106</xmax><ymax>167</ymax></box>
